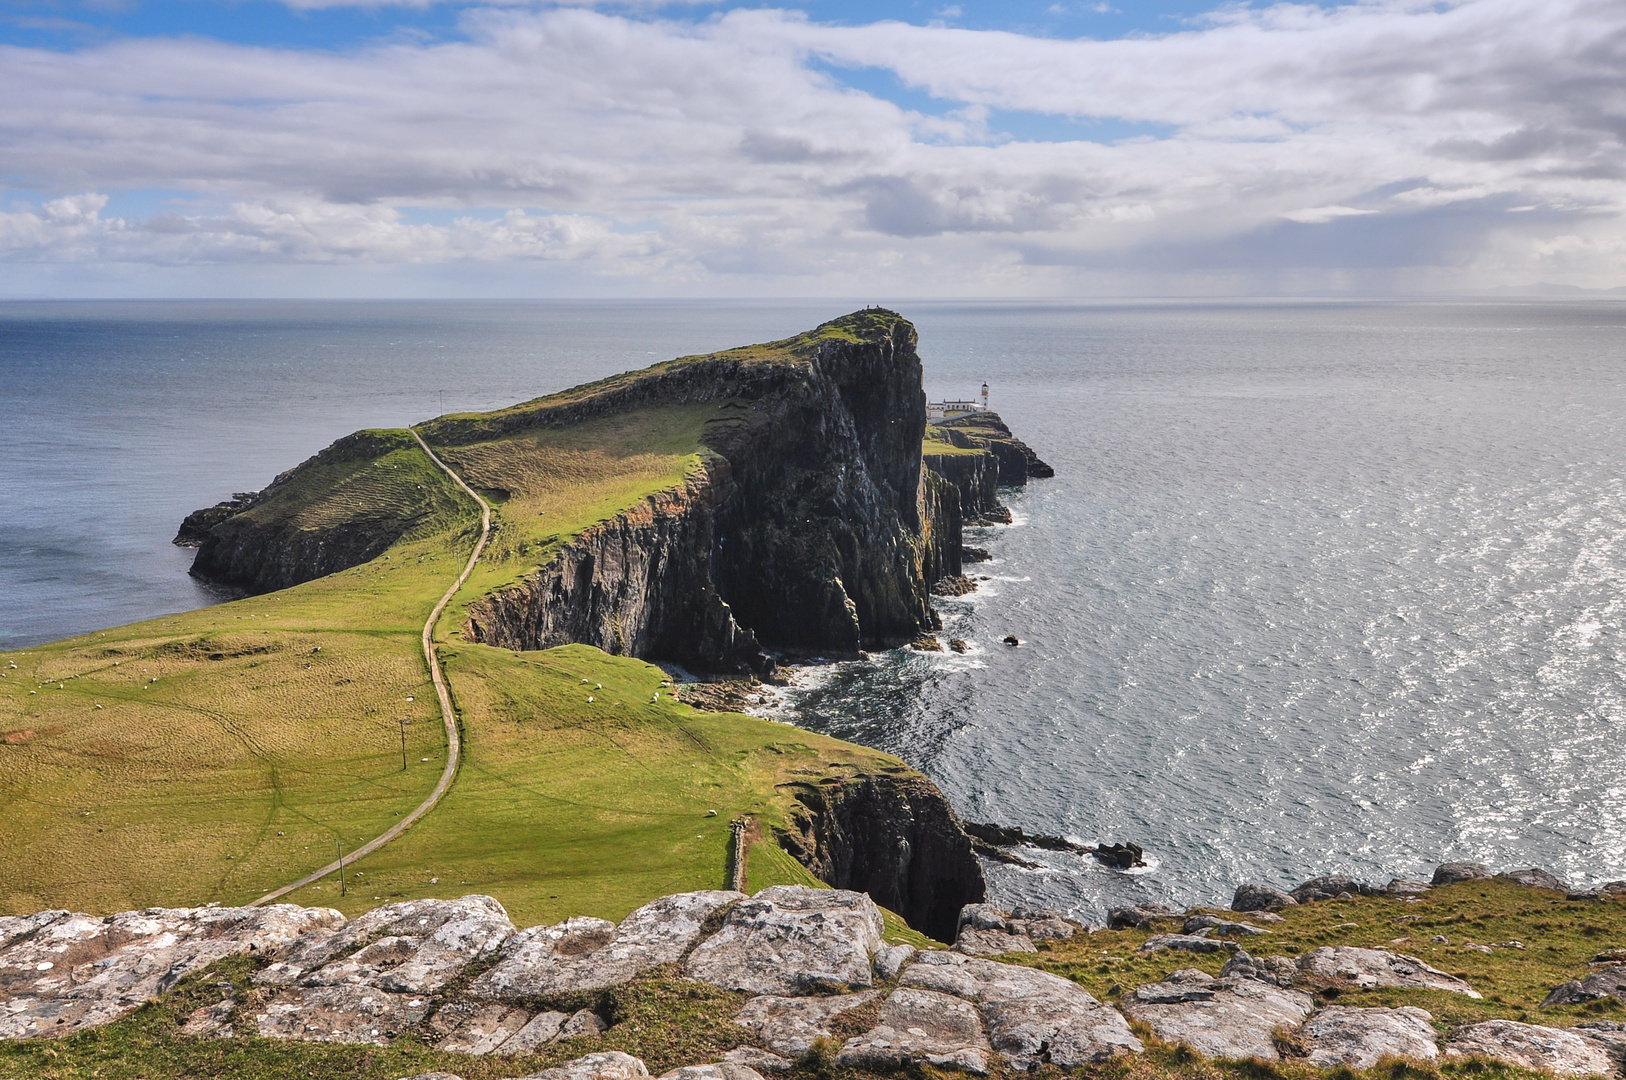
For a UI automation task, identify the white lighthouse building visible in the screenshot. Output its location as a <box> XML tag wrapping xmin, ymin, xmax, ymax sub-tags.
<box><xmin>927</xmin><ymin>382</ymin><xmax>991</xmax><ymax>422</ymax></box>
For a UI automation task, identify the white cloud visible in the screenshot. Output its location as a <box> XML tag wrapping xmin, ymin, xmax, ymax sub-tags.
<box><xmin>0</xmin><ymin>0</ymin><xmax>1623</xmax><ymax>294</ymax></box>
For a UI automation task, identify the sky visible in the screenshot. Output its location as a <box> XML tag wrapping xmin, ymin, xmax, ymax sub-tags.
<box><xmin>0</xmin><ymin>0</ymin><xmax>1623</xmax><ymax>297</ymax></box>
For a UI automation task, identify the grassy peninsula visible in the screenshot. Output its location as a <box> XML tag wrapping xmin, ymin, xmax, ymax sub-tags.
<box><xmin>0</xmin><ymin>316</ymin><xmax>939</xmax><ymax>928</ymax></box>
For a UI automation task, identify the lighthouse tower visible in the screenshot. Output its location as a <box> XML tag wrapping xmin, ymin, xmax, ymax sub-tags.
<box><xmin>980</xmin><ymin>382</ymin><xmax>990</xmax><ymax>410</ymax></box>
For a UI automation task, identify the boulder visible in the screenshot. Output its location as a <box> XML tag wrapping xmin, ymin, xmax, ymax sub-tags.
<box><xmin>562</xmin><ymin>1009</ymin><xmax>609</xmax><ymax>1038</ymax></box>
<box><xmin>1137</xmin><ymin>934</ymin><xmax>1239</xmax><ymax>955</ymax></box>
<box><xmin>900</xmin><ymin>949</ymin><xmax>1141</xmax><ymax>1068</ymax></box>
<box><xmin>474</xmin><ymin>891</ymin><xmax>741</xmax><ymax>998</ymax></box>
<box><xmin>1183</xmin><ymin>915</ymin><xmax>1269</xmax><ymax>938</ymax></box>
<box><xmin>0</xmin><ymin>903</ymin><xmax>344</xmax><ymax>1039</ymax></box>
<box><xmin>512</xmin><ymin>1051</ymin><xmax>650</xmax><ymax>1080</ymax></box>
<box><xmin>254</xmin><ymin>984</ymin><xmax>433</xmax><ymax>1045</ymax></box>
<box><xmin>837</xmin><ymin>987</ymin><xmax>992</xmax><ymax>1074</ymax></box>
<box><xmin>1542</xmin><ymin>966</ymin><xmax>1626</xmax><ymax>1008</ymax></box>
<box><xmin>1498</xmin><ymin>868</ymin><xmax>1569</xmax><ymax>893</ymax></box>
<box><xmin>428</xmin><ymin>1001</ymin><xmax>533</xmax><ymax>1054</ymax></box>
<box><xmin>1298</xmin><ymin>947</ymin><xmax>1482</xmax><ymax>997</ymax></box>
<box><xmin>1301</xmin><ymin>1006</ymin><xmax>1439</xmax><ymax>1069</ymax></box>
<box><xmin>721</xmin><ymin>1047</ymin><xmax>793</xmax><ymax>1073</ymax></box>
<box><xmin>497</xmin><ymin>1010</ymin><xmax>573</xmax><ymax>1054</ymax></box>
<box><xmin>256</xmin><ymin>896</ymin><xmax>512</xmax><ymax>988</ymax></box>
<box><xmin>1387</xmin><ymin>879</ymin><xmax>1433</xmax><ymax>895</ymax></box>
<box><xmin>732</xmin><ymin>991</ymin><xmax>879</xmax><ymax>1057</ymax></box>
<box><xmin>1569</xmin><ymin>883</ymin><xmax>1626</xmax><ymax>901</ymax></box>
<box><xmin>1231</xmin><ymin>884</ymin><xmax>1296</xmax><ymax>912</ymax></box>
<box><xmin>685</xmin><ymin>886</ymin><xmax>883</xmax><ymax>995</ymax></box>
<box><xmin>1123</xmin><ymin>969</ymin><xmax>1314</xmax><ymax>1061</ymax></box>
<box><xmin>1108</xmin><ymin>905</ymin><xmax>1174</xmax><ymax>929</ymax></box>
<box><xmin>1290</xmin><ymin>875</ymin><xmax>1368</xmax><ymax>903</ymax></box>
<box><xmin>1446</xmin><ymin>1020</ymin><xmax>1614</xmax><ymax>1077</ymax></box>
<box><xmin>874</xmin><ymin>943</ymin><xmax>915</xmax><ymax>981</ymax></box>
<box><xmin>657</xmin><ymin>1066</ymin><xmax>766</xmax><ymax>1080</ymax></box>
<box><xmin>957</xmin><ymin>903</ymin><xmax>1078</xmax><ymax>941</ymax></box>
<box><xmin>1219</xmin><ymin>951</ymin><xmax>1299</xmax><ymax>988</ymax></box>
<box><xmin>254</xmin><ymin>896</ymin><xmax>514</xmax><ymax>1045</ymax></box>
<box><xmin>954</xmin><ymin>928</ymin><xmax>1037</xmax><ymax>956</ymax></box>
<box><xmin>1575</xmin><ymin>1023</ymin><xmax>1626</xmax><ymax>1070</ymax></box>
<box><xmin>1431</xmin><ymin>862</ymin><xmax>1492</xmax><ymax>886</ymax></box>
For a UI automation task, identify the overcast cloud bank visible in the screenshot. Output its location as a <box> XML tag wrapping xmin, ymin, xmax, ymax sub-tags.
<box><xmin>2</xmin><ymin>0</ymin><xmax>1623</xmax><ymax>296</ymax></box>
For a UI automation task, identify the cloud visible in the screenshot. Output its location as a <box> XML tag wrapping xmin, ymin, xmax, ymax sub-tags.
<box><xmin>0</xmin><ymin>0</ymin><xmax>1623</xmax><ymax>293</ymax></box>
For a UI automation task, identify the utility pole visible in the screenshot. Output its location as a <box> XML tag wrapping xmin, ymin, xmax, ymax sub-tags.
<box><xmin>337</xmin><ymin>840</ymin><xmax>347</xmax><ymax>897</ymax></box>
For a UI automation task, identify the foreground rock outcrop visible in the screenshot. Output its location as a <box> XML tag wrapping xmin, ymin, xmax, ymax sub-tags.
<box><xmin>6</xmin><ymin>879</ymin><xmax>1622</xmax><ymax>1078</ymax></box>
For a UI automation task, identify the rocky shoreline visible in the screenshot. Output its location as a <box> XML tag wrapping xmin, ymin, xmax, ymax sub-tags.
<box><xmin>2</xmin><ymin>864</ymin><xmax>1624</xmax><ymax>1078</ymax></box>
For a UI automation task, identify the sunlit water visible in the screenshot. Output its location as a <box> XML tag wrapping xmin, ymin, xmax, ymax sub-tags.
<box><xmin>5</xmin><ymin>299</ymin><xmax>1625</xmax><ymax>919</ymax></box>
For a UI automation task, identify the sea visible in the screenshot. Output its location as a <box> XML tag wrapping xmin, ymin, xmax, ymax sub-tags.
<box><xmin>4</xmin><ymin>298</ymin><xmax>1625</xmax><ymax>920</ymax></box>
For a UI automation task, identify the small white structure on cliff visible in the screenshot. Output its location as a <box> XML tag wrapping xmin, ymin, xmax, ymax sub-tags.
<box><xmin>927</xmin><ymin>382</ymin><xmax>989</xmax><ymax>422</ymax></box>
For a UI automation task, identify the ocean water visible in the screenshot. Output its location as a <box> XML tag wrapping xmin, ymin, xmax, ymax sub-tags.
<box><xmin>5</xmin><ymin>298</ymin><xmax>1625</xmax><ymax>918</ymax></box>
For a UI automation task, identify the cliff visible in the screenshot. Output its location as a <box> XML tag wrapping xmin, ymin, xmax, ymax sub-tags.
<box><xmin>775</xmin><ymin>771</ymin><xmax>984</xmax><ymax>942</ymax></box>
<box><xmin>179</xmin><ymin>310</ymin><xmax>1051</xmax><ymax>675</ymax></box>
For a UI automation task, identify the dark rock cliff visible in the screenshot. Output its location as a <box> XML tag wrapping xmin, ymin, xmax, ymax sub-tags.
<box><xmin>936</xmin><ymin>412</ymin><xmax>1054</xmax><ymax>483</ymax></box>
<box><xmin>776</xmin><ymin>771</ymin><xmax>986</xmax><ymax>942</ymax></box>
<box><xmin>176</xmin><ymin>429</ymin><xmax>467</xmax><ymax>595</ymax></box>
<box><xmin>449</xmin><ymin>310</ymin><xmax>960</xmax><ymax>669</ymax></box>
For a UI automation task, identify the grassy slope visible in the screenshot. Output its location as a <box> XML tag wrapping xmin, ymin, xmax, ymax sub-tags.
<box><xmin>0</xmin><ymin>399</ymin><xmax>911</xmax><ymax>924</ymax></box>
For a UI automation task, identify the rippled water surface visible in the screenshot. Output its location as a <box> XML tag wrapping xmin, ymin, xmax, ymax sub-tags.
<box><xmin>5</xmin><ymin>299</ymin><xmax>1625</xmax><ymax>916</ymax></box>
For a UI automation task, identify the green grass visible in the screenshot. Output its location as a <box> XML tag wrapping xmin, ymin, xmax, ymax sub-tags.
<box><xmin>0</xmin><ymin>393</ymin><xmax>911</xmax><ymax>923</ymax></box>
<box><xmin>1014</xmin><ymin>879</ymin><xmax>1626</xmax><ymax>1032</ymax></box>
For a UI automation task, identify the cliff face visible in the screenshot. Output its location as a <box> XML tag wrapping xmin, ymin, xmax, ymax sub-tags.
<box><xmin>450</xmin><ymin>310</ymin><xmax>949</xmax><ymax>668</ymax></box>
<box><xmin>463</xmin><ymin>468</ymin><xmax>775</xmax><ymax>676</ymax></box>
<box><xmin>776</xmin><ymin>771</ymin><xmax>986</xmax><ymax>942</ymax></box>
<box><xmin>176</xmin><ymin>430</ymin><xmax>467</xmax><ymax>595</ymax></box>
<box><xmin>177</xmin><ymin>312</ymin><xmax>1052</xmax><ymax>674</ymax></box>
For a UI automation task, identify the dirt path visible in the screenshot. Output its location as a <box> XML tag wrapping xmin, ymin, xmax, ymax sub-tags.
<box><xmin>250</xmin><ymin>427</ymin><xmax>491</xmax><ymax>907</ymax></box>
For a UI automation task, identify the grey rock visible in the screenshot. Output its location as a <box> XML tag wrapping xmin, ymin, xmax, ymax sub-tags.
<box><xmin>721</xmin><ymin>1047</ymin><xmax>793</xmax><ymax>1073</ymax></box>
<box><xmin>1108</xmin><ymin>905</ymin><xmax>1174</xmax><ymax>929</ymax></box>
<box><xmin>474</xmin><ymin>891</ymin><xmax>742</xmax><ymax>999</ymax></box>
<box><xmin>1183</xmin><ymin>916</ymin><xmax>1269</xmax><ymax>938</ymax></box>
<box><xmin>1387</xmin><ymin>879</ymin><xmax>1433</xmax><ymax>895</ymax></box>
<box><xmin>1231</xmin><ymin>884</ymin><xmax>1296</xmax><ymax>912</ymax></box>
<box><xmin>1446</xmin><ymin>1020</ymin><xmax>1614</xmax><ymax>1077</ymax></box>
<box><xmin>258</xmin><ymin>896</ymin><xmax>512</xmax><ymax>989</ymax></box>
<box><xmin>254</xmin><ymin>984</ymin><xmax>432</xmax><ymax>1045</ymax></box>
<box><xmin>874</xmin><ymin>943</ymin><xmax>916</xmax><ymax>981</ymax></box>
<box><xmin>837</xmin><ymin>987</ymin><xmax>992</xmax><ymax>1074</ymax></box>
<box><xmin>732</xmin><ymin>991</ymin><xmax>878</xmax><ymax>1057</ymax></box>
<box><xmin>685</xmin><ymin>886</ymin><xmax>883</xmax><ymax>995</ymax></box>
<box><xmin>1220</xmin><ymin>951</ymin><xmax>1299</xmax><ymax>988</ymax></box>
<box><xmin>954</xmin><ymin>928</ymin><xmax>1037</xmax><ymax>956</ymax></box>
<box><xmin>1137</xmin><ymin>934</ymin><xmax>1239</xmax><ymax>955</ymax></box>
<box><xmin>656</xmin><ymin>1065</ymin><xmax>766</xmax><ymax>1080</ymax></box>
<box><xmin>900</xmin><ymin>949</ymin><xmax>1140</xmax><ymax>1068</ymax></box>
<box><xmin>397</xmin><ymin>1074</ymin><xmax>465</xmax><ymax>1080</ymax></box>
<box><xmin>1123</xmin><ymin>969</ymin><xmax>1314</xmax><ymax>1061</ymax></box>
<box><xmin>179</xmin><ymin>982</ymin><xmax>237</xmax><ymax>1039</ymax></box>
<box><xmin>1542</xmin><ymin>967</ymin><xmax>1626</xmax><ymax>1008</ymax></box>
<box><xmin>512</xmin><ymin>1051</ymin><xmax>650</xmax><ymax>1080</ymax></box>
<box><xmin>0</xmin><ymin>903</ymin><xmax>343</xmax><ymax>1039</ymax></box>
<box><xmin>561</xmin><ymin>1008</ymin><xmax>609</xmax><ymax>1038</ymax></box>
<box><xmin>1302</xmin><ymin>1006</ymin><xmax>1439</xmax><ymax>1069</ymax></box>
<box><xmin>428</xmin><ymin>1000</ymin><xmax>533</xmax><ymax>1054</ymax></box>
<box><xmin>1575</xmin><ymin>1023</ymin><xmax>1626</xmax><ymax>1070</ymax></box>
<box><xmin>1498</xmin><ymin>868</ymin><xmax>1569</xmax><ymax>893</ymax></box>
<box><xmin>496</xmin><ymin>1010</ymin><xmax>572</xmax><ymax>1054</ymax></box>
<box><xmin>1299</xmin><ymin>946</ymin><xmax>1482</xmax><ymax>997</ymax></box>
<box><xmin>1290</xmin><ymin>874</ymin><xmax>1369</xmax><ymax>903</ymax></box>
<box><xmin>958</xmin><ymin>903</ymin><xmax>1077</xmax><ymax>942</ymax></box>
<box><xmin>1432</xmin><ymin>862</ymin><xmax>1492</xmax><ymax>886</ymax></box>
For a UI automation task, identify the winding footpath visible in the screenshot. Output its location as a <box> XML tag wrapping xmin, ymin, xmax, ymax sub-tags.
<box><xmin>250</xmin><ymin>427</ymin><xmax>491</xmax><ymax>907</ymax></box>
